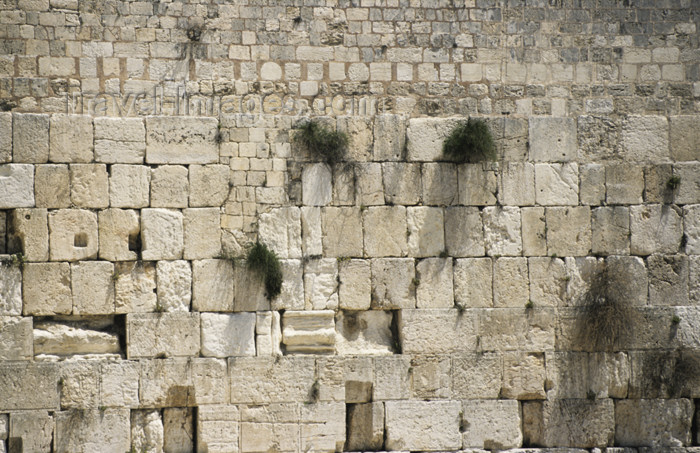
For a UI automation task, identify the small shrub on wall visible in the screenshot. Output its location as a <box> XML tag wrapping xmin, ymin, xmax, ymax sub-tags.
<box><xmin>247</xmin><ymin>241</ymin><xmax>283</xmax><ymax>301</ymax></box>
<box><xmin>293</xmin><ymin>120</ymin><xmax>349</xmax><ymax>164</ymax></box>
<box><xmin>442</xmin><ymin>118</ymin><xmax>496</xmax><ymax>163</ymax></box>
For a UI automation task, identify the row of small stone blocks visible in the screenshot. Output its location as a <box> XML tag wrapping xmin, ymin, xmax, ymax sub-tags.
<box><xmin>0</xmin><ymin>358</ymin><xmax>699</xmax><ymax>450</ymax></box>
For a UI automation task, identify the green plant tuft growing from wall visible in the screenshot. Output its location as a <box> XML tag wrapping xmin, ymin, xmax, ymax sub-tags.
<box><xmin>293</xmin><ymin>120</ymin><xmax>349</xmax><ymax>164</ymax></box>
<box><xmin>442</xmin><ymin>118</ymin><xmax>496</xmax><ymax>163</ymax></box>
<box><xmin>247</xmin><ymin>241</ymin><xmax>283</xmax><ymax>301</ymax></box>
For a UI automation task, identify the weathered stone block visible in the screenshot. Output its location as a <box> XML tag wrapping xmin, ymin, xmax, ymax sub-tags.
<box><xmin>140</xmin><ymin>359</ymin><xmax>195</xmax><ymax>408</ymax></box>
<box><xmin>48</xmin><ymin>209</ymin><xmax>98</xmax><ymax>261</ymax></box>
<box><xmin>35</xmin><ymin>164</ymin><xmax>70</xmax><ymax>208</ymax></box>
<box><xmin>23</xmin><ymin>262</ymin><xmax>71</xmax><ymax>315</ymax></box>
<box><xmin>422</xmin><ymin>162</ymin><xmax>458</xmax><ymax>206</ymax></box>
<box><xmin>384</xmin><ymin>163</ymin><xmax>421</xmax><ymax>205</ymax></box>
<box><xmin>0</xmin><ymin>263</ymin><xmax>22</xmax><ymax>315</ymax></box>
<box><xmin>0</xmin><ymin>113</ymin><xmax>10</xmax><ymax>163</ymax></box>
<box><xmin>415</xmin><ymin>258</ymin><xmax>453</xmax><ymax>308</ymax></box>
<box><xmin>94</xmin><ymin>117</ymin><xmax>146</xmax><ymax>163</ymax></box>
<box><xmin>163</xmin><ymin>408</ymin><xmax>194</xmax><ymax>453</ymax></box>
<box><xmin>493</xmin><ymin>257</ymin><xmax>529</xmax><ymax>307</ymax></box>
<box><xmin>255</xmin><ymin>311</ymin><xmax>282</xmax><ymax>357</ymax></box>
<box><xmin>374</xmin><ymin>355</ymin><xmax>410</xmax><ymax>400</ymax></box>
<box><xmin>322</xmin><ymin>207</ymin><xmax>363</xmax><ymax>257</ymax></box>
<box><xmin>546</xmin><ymin>351</ymin><xmax>629</xmax><ymax>399</ymax></box>
<box><xmin>528</xmin><ymin>257</ymin><xmax>566</xmax><ymax>307</ymax></box>
<box><xmin>363</xmin><ymin>206</ymin><xmax>407</xmax><ymax>257</ymax></box>
<box><xmin>9</xmin><ymin>411</ymin><xmax>53</xmax><ymax>452</ymax></box>
<box><xmin>0</xmin><ymin>164</ymin><xmax>35</xmax><ymax>208</ymax></box>
<box><xmin>454</xmin><ymin>257</ymin><xmax>492</xmax><ymax>308</ymax></box>
<box><xmin>109</xmin><ymin>164</ymin><xmax>150</xmax><ymax>208</ymax></box>
<box><xmin>300</xmin><ymin>402</ymin><xmax>345</xmax><ymax>452</ymax></box>
<box><xmin>546</xmin><ymin>207</ymin><xmax>592</xmax><ymax>257</ymax></box>
<box><xmin>630</xmin><ymin>204</ymin><xmax>683</xmax><ymax>255</ymax></box>
<box><xmin>54</xmin><ymin>408</ymin><xmax>130</xmax><ymax>453</ymax></box>
<box><xmin>592</xmin><ymin>206</ymin><xmax>630</xmax><ymax>255</ymax></box>
<box><xmin>346</xmin><ymin>402</ymin><xmax>384</xmax><ymax>451</ymax></box>
<box><xmin>240</xmin><ymin>421</ymin><xmax>299</xmax><ymax>453</ymax></box>
<box><xmin>131</xmin><ymin>410</ymin><xmax>164</xmax><ymax>453</ymax></box>
<box><xmin>71</xmin><ymin>261</ymin><xmax>114</xmax><ymax>314</ymax></box>
<box><xmin>100</xmin><ymin>361</ymin><xmax>140</xmax><ymax>408</ymax></box>
<box><xmin>670</xmin><ymin>116</ymin><xmax>700</xmax><ymax>161</ymax></box>
<box><xmin>577</xmin><ymin>115</ymin><xmax>621</xmax><ymax>162</ymax></box>
<box><xmin>674</xmin><ymin>162</ymin><xmax>700</xmax><ymax>204</ymax></box>
<box><xmin>686</xmin><ymin>205</ymin><xmax>700</xmax><ymax>254</ymax></box>
<box><xmin>336</xmin><ymin>310</ymin><xmax>394</xmax><ymax>355</ymax></box>
<box><xmin>648</xmin><ymin>254</ymin><xmax>688</xmax><ymax>306</ymax></box>
<box><xmin>302</xmin><ymin>163</ymin><xmax>332</xmax><ymax>206</ymax></box>
<box><xmin>258</xmin><ymin>207</ymin><xmax>301</xmax><ymax>259</ymax></box>
<box><xmin>483</xmin><ymin>206</ymin><xmax>522</xmax><ymax>256</ymax></box>
<box><xmin>0</xmin><ymin>316</ymin><xmax>32</xmax><ymax>360</ymax></box>
<box><xmin>197</xmin><ymin>405</ymin><xmax>239</xmax><ymax>453</ymax></box>
<box><xmin>98</xmin><ymin>208</ymin><xmax>140</xmax><ymax>261</ymax></box>
<box><xmin>621</xmin><ymin>115</ymin><xmax>670</xmax><ymax>162</ymax></box>
<box><xmin>114</xmin><ymin>261</ymin><xmax>157</xmax><ymax>313</ymax></box>
<box><xmin>410</xmin><ymin>355</ymin><xmax>451</xmax><ymax>399</ymax></box>
<box><xmin>644</xmin><ymin>164</ymin><xmax>674</xmax><ymax>204</ymax></box>
<box><xmin>499</xmin><ymin>162</ymin><xmax>535</xmax><ymax>206</ymax></box>
<box><xmin>12</xmin><ymin>113</ymin><xmax>49</xmax><ymax>163</ymax></box>
<box><xmin>354</xmin><ymin>162</ymin><xmax>384</xmax><ymax>206</ymax></box>
<box><xmin>183</xmin><ymin>208</ymin><xmax>221</xmax><ymax>260</ymax></box>
<box><xmin>70</xmin><ymin>164</ymin><xmax>109</xmax><ymax>208</ymax></box>
<box><xmin>373</xmin><ymin>115</ymin><xmax>406</xmax><ymax>161</ymax></box>
<box><xmin>274</xmin><ymin>259</ymin><xmax>304</xmax><ymax>311</ymax></box>
<box><xmin>502</xmin><ymin>351</ymin><xmax>547</xmax><ymax>399</ymax></box>
<box><xmin>521</xmin><ymin>206</ymin><xmax>547</xmax><ymax>256</ymax></box>
<box><xmin>189</xmin><ymin>164</ymin><xmax>229</xmax><ymax>207</ymax></box>
<box><xmin>151</xmin><ymin>165</ymin><xmax>189</xmax><ymax>208</ymax></box>
<box><xmin>127</xmin><ymin>313</ymin><xmax>200</xmax><ymax>358</ymax></box>
<box><xmin>146</xmin><ymin>117</ymin><xmax>218</xmax><ymax>164</ymax></box>
<box><xmin>49</xmin><ymin>114</ymin><xmax>93</xmax><ymax>163</ymax></box>
<box><xmin>34</xmin><ymin>319</ymin><xmax>120</xmax><ymax>357</ymax></box>
<box><xmin>301</xmin><ymin>207</ymin><xmax>322</xmax><ymax>256</ymax></box>
<box><xmin>579</xmin><ymin>163</ymin><xmax>605</xmax><ymax>206</ymax></box>
<box><xmin>156</xmin><ymin>260</ymin><xmax>191</xmax><ymax>312</ymax></box>
<box><xmin>385</xmin><ymin>401</ymin><xmax>461</xmax><ymax>451</ymax></box>
<box><xmin>303</xmin><ymin>258</ymin><xmax>338</xmax><ymax>310</ymax></box>
<box><xmin>462</xmin><ymin>400</ymin><xmax>522</xmax><ymax>449</ymax></box>
<box><xmin>142</xmin><ymin>208</ymin><xmax>184</xmax><ymax>260</ymax></box>
<box><xmin>407</xmin><ymin>207</ymin><xmax>444</xmax><ymax>257</ymax></box>
<box><xmin>371</xmin><ymin>258</ymin><xmax>415</xmax><ymax>309</ymax></box>
<box><xmin>282</xmin><ymin>310</ymin><xmax>335</xmax><ymax>354</ymax></box>
<box><xmin>444</xmin><ymin>206</ymin><xmax>484</xmax><ymax>257</ymax></box>
<box><xmin>530</xmin><ymin>117</ymin><xmax>577</xmax><ymax>162</ymax></box>
<box><xmin>400</xmin><ymin>308</ymin><xmax>476</xmax><ymax>354</ymax></box>
<box><xmin>452</xmin><ymin>352</ymin><xmax>502</xmax><ymax>399</ymax></box>
<box><xmin>615</xmin><ymin>399</ymin><xmax>693</xmax><ymax>447</ymax></box>
<box><xmin>201</xmin><ymin>312</ymin><xmax>255</xmax><ymax>357</ymax></box>
<box><xmin>233</xmin><ymin>266</ymin><xmax>269</xmax><ymax>312</ymax></box>
<box><xmin>479</xmin><ymin>308</ymin><xmax>555</xmax><ymax>351</ymax></box>
<box><xmin>229</xmin><ymin>356</ymin><xmax>316</xmax><ymax>403</ymax></box>
<box><xmin>523</xmin><ymin>399</ymin><xmax>615</xmax><ymax>447</ymax></box>
<box><xmin>8</xmin><ymin>208</ymin><xmax>48</xmax><ymax>262</ymax></box>
<box><xmin>58</xmin><ymin>361</ymin><xmax>100</xmax><ymax>408</ymax></box>
<box><xmin>332</xmin><ymin>164</ymin><xmax>355</xmax><ymax>205</ymax></box>
<box><xmin>0</xmin><ymin>362</ymin><xmax>59</xmax><ymax>410</ymax></box>
<box><xmin>535</xmin><ymin>163</ymin><xmax>579</xmax><ymax>205</ymax></box>
<box><xmin>338</xmin><ymin>259</ymin><xmax>370</xmax><ymax>310</ymax></box>
<box><xmin>407</xmin><ymin>117</ymin><xmax>461</xmax><ymax>162</ymax></box>
<box><xmin>606</xmin><ymin>163</ymin><xmax>644</xmax><ymax>204</ymax></box>
<box><xmin>458</xmin><ymin>163</ymin><xmax>498</xmax><ymax>205</ymax></box>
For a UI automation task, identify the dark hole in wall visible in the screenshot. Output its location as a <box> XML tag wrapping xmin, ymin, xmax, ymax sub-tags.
<box><xmin>128</xmin><ymin>233</ymin><xmax>142</xmax><ymax>253</ymax></box>
<box><xmin>74</xmin><ymin>233</ymin><xmax>88</xmax><ymax>248</ymax></box>
<box><xmin>7</xmin><ymin>437</ymin><xmax>22</xmax><ymax>453</ymax></box>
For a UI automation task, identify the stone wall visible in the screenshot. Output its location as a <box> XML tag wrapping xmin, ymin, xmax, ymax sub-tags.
<box><xmin>1</xmin><ymin>0</ymin><xmax>700</xmax><ymax>452</ymax></box>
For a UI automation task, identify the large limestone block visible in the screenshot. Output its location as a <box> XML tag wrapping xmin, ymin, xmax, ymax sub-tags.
<box><xmin>479</xmin><ymin>308</ymin><xmax>555</xmax><ymax>351</ymax></box>
<box><xmin>98</xmin><ymin>208</ymin><xmax>140</xmax><ymax>261</ymax></box>
<box><xmin>142</xmin><ymin>208</ymin><xmax>184</xmax><ymax>260</ymax></box>
<box><xmin>383</xmin><ymin>163</ymin><xmax>421</xmax><ymax>205</ymax></box>
<box><xmin>9</xmin><ymin>411</ymin><xmax>53</xmax><ymax>452</ymax></box>
<box><xmin>163</xmin><ymin>408</ymin><xmax>194</xmax><ymax>453</ymax></box>
<box><xmin>336</xmin><ymin>310</ymin><xmax>394</xmax><ymax>355</ymax></box>
<box><xmin>483</xmin><ymin>206</ymin><xmax>522</xmax><ymax>256</ymax></box>
<box><xmin>546</xmin><ymin>351</ymin><xmax>629</xmax><ymax>399</ymax></box>
<box><xmin>302</xmin><ymin>163</ymin><xmax>332</xmax><ymax>206</ymax></box>
<box><xmin>146</xmin><ymin>117</ymin><xmax>218</xmax><ymax>164</ymax></box>
<box><xmin>406</xmin><ymin>117</ymin><xmax>461</xmax><ymax>161</ymax></box>
<box><xmin>94</xmin><ymin>117</ymin><xmax>146</xmax><ymax>163</ymax></box>
<box><xmin>115</xmin><ymin>261</ymin><xmax>157</xmax><ymax>313</ymax></box>
<box><xmin>648</xmin><ymin>254</ymin><xmax>688</xmax><ymax>306</ymax></box>
<box><xmin>229</xmin><ymin>356</ymin><xmax>316</xmax><ymax>403</ymax></box>
<box><xmin>579</xmin><ymin>163</ymin><xmax>605</xmax><ymax>205</ymax></box>
<box><xmin>385</xmin><ymin>401</ymin><xmax>461</xmax><ymax>451</ymax></box>
<box><xmin>151</xmin><ymin>165</ymin><xmax>189</xmax><ymax>208</ymax></box>
<box><xmin>0</xmin><ymin>113</ymin><xmax>10</xmax><ymax>162</ymax></box>
<box><xmin>0</xmin><ymin>363</ymin><xmax>59</xmax><ymax>410</ymax></box>
<box><xmin>400</xmin><ymin>308</ymin><xmax>477</xmax><ymax>354</ymax></box>
<box><xmin>416</xmin><ymin>258</ymin><xmax>453</xmax><ymax>308</ymax></box>
<box><xmin>300</xmin><ymin>402</ymin><xmax>346</xmax><ymax>452</ymax></box>
<box><xmin>462</xmin><ymin>400</ymin><xmax>522</xmax><ymax>449</ymax></box>
<box><xmin>33</xmin><ymin>319</ymin><xmax>120</xmax><ymax>356</ymax></box>
<box><xmin>282</xmin><ymin>310</ymin><xmax>335</xmax><ymax>354</ymax></box>
<box><xmin>303</xmin><ymin>258</ymin><xmax>338</xmax><ymax>310</ymax></box>
<box><xmin>452</xmin><ymin>353</ymin><xmax>502</xmax><ymax>398</ymax></box>
<box><xmin>0</xmin><ymin>164</ymin><xmax>35</xmax><ymax>208</ymax></box>
<box><xmin>9</xmin><ymin>208</ymin><xmax>49</xmax><ymax>261</ymax></box>
<box><xmin>35</xmin><ymin>164</ymin><xmax>70</xmax><ymax>208</ymax></box>
<box><xmin>546</xmin><ymin>207</ymin><xmax>592</xmax><ymax>257</ymax></box>
<box><xmin>301</xmin><ymin>207</ymin><xmax>322</xmax><ymax>256</ymax></box>
<box><xmin>0</xmin><ymin>264</ymin><xmax>22</xmax><ymax>315</ymax></box>
<box><xmin>528</xmin><ymin>257</ymin><xmax>566</xmax><ymax>307</ymax></box>
<box><xmin>494</xmin><ymin>257</ymin><xmax>529</xmax><ymax>307</ymax></box>
<box><xmin>54</xmin><ymin>408</ymin><xmax>130</xmax><ymax>453</ymax></box>
<box><xmin>373</xmin><ymin>114</ymin><xmax>406</xmax><ymax>161</ymax></box>
<box><xmin>338</xmin><ymin>259</ymin><xmax>370</xmax><ymax>310</ymax></box>
<box><xmin>670</xmin><ymin>116</ymin><xmax>700</xmax><ymax>161</ymax></box>
<box><xmin>374</xmin><ymin>356</ymin><xmax>411</xmax><ymax>400</ymax></box>
<box><xmin>346</xmin><ymin>402</ymin><xmax>384</xmax><ymax>451</ymax></box>
<box><xmin>674</xmin><ymin>162</ymin><xmax>700</xmax><ymax>204</ymax></box>
<box><xmin>606</xmin><ymin>163</ymin><xmax>644</xmax><ymax>204</ymax></box>
<box><xmin>197</xmin><ymin>405</ymin><xmax>239</xmax><ymax>453</ymax></box>
<box><xmin>127</xmin><ymin>313</ymin><xmax>200</xmax><ymax>358</ymax></box>
<box><xmin>630</xmin><ymin>204</ymin><xmax>683</xmax><ymax>255</ymax></box>
<box><xmin>109</xmin><ymin>164</ymin><xmax>150</xmax><ymax>208</ymax></box>
<box><xmin>240</xmin><ymin>422</ymin><xmax>299</xmax><ymax>453</ymax></box>
<box><xmin>189</xmin><ymin>164</ymin><xmax>229</xmax><ymax>207</ymax></box>
<box><xmin>454</xmin><ymin>257</ymin><xmax>492</xmax><ymax>308</ymax></box>
<box><xmin>337</xmin><ymin>116</ymin><xmax>373</xmax><ymax>161</ymax></box>
<box><xmin>686</xmin><ymin>205</ymin><xmax>700</xmax><ymax>254</ymax></box>
<box><xmin>139</xmin><ymin>359</ymin><xmax>194</xmax><ymax>408</ymax></box>
<box><xmin>255</xmin><ymin>311</ymin><xmax>282</xmax><ymax>357</ymax></box>
<box><xmin>363</xmin><ymin>206</ymin><xmax>408</xmax><ymax>257</ymax></box>
<box><xmin>499</xmin><ymin>162</ymin><xmax>535</xmax><ymax>205</ymax></box>
<box><xmin>58</xmin><ymin>362</ymin><xmax>100</xmax><ymax>409</ymax></box>
<box><xmin>622</xmin><ymin>115</ymin><xmax>670</xmax><ymax>162</ymax></box>
<box><xmin>535</xmin><ymin>163</ymin><xmax>579</xmax><ymax>205</ymax></box>
<box><xmin>201</xmin><ymin>312</ymin><xmax>256</xmax><ymax>357</ymax></box>
<box><xmin>577</xmin><ymin>115</ymin><xmax>621</xmax><ymax>162</ymax></box>
<box><xmin>371</xmin><ymin>258</ymin><xmax>415</xmax><ymax>309</ymax></box>
<box><xmin>233</xmin><ymin>266</ymin><xmax>269</xmax><ymax>312</ymax></box>
<box><xmin>12</xmin><ymin>113</ymin><xmax>49</xmax><ymax>163</ymax></box>
<box><xmin>70</xmin><ymin>164</ymin><xmax>109</xmax><ymax>208</ymax></box>
<box><xmin>355</xmin><ymin>163</ymin><xmax>384</xmax><ymax>206</ymax></box>
<box><xmin>0</xmin><ymin>316</ymin><xmax>32</xmax><ymax>360</ymax></box>
<box><xmin>332</xmin><ymin>165</ymin><xmax>355</xmax><ymax>205</ymax></box>
<box><xmin>274</xmin><ymin>259</ymin><xmax>304</xmax><ymax>311</ymax></box>
<box><xmin>23</xmin><ymin>262</ymin><xmax>72</xmax><ymax>315</ymax></box>
<box><xmin>258</xmin><ymin>207</ymin><xmax>302</xmax><ymax>259</ymax></box>
<box><xmin>99</xmin><ymin>361</ymin><xmax>140</xmax><ymax>408</ymax></box>
<box><xmin>191</xmin><ymin>358</ymin><xmax>232</xmax><ymax>405</ymax></box>
<box><xmin>522</xmin><ymin>207</ymin><xmax>547</xmax><ymax>256</ymax></box>
<box><xmin>48</xmin><ymin>209</ymin><xmax>98</xmax><ymax>261</ymax></box>
<box><xmin>615</xmin><ymin>399</ymin><xmax>693</xmax><ymax>447</ymax></box>
<box><xmin>444</xmin><ymin>206</ymin><xmax>484</xmax><ymax>256</ymax></box>
<box><xmin>422</xmin><ymin>162</ymin><xmax>458</xmax><ymax>206</ymax></box>
<box><xmin>407</xmin><ymin>206</ymin><xmax>444</xmax><ymax>257</ymax></box>
<box><xmin>529</xmin><ymin>117</ymin><xmax>577</xmax><ymax>162</ymax></box>
<box><xmin>322</xmin><ymin>207</ymin><xmax>363</xmax><ymax>257</ymax></box>
<box><xmin>71</xmin><ymin>261</ymin><xmax>114</xmax><ymax>314</ymax></box>
<box><xmin>458</xmin><ymin>163</ymin><xmax>498</xmax><ymax>205</ymax></box>
<box><xmin>183</xmin><ymin>208</ymin><xmax>221</xmax><ymax>260</ymax></box>
<box><xmin>49</xmin><ymin>114</ymin><xmax>93</xmax><ymax>162</ymax></box>
<box><xmin>592</xmin><ymin>207</ymin><xmax>630</xmax><ymax>255</ymax></box>
<box><xmin>156</xmin><ymin>260</ymin><xmax>191</xmax><ymax>312</ymax></box>
<box><xmin>410</xmin><ymin>355</ymin><xmax>451</xmax><ymax>399</ymax></box>
<box><xmin>131</xmin><ymin>410</ymin><xmax>164</xmax><ymax>453</ymax></box>
<box><xmin>501</xmin><ymin>351</ymin><xmax>547</xmax><ymax>399</ymax></box>
<box><xmin>523</xmin><ymin>399</ymin><xmax>615</xmax><ymax>448</ymax></box>
<box><xmin>192</xmin><ymin>259</ymin><xmax>234</xmax><ymax>312</ymax></box>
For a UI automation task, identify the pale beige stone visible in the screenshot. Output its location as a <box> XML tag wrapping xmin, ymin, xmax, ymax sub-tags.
<box><xmin>546</xmin><ymin>207</ymin><xmax>592</xmax><ymax>257</ymax></box>
<box><xmin>354</xmin><ymin>162</ymin><xmax>384</xmax><ymax>206</ymax></box>
<box><xmin>197</xmin><ymin>405</ymin><xmax>239</xmax><ymax>453</ymax></box>
<box><xmin>416</xmin><ymin>258</ymin><xmax>453</xmax><ymax>308</ymax></box>
<box><xmin>483</xmin><ymin>206</ymin><xmax>522</xmax><ymax>256</ymax></box>
<box><xmin>23</xmin><ymin>262</ymin><xmax>72</xmax><ymax>315</ymax></box>
<box><xmin>189</xmin><ymin>164</ymin><xmax>229</xmax><ymax>207</ymax></box>
<box><xmin>156</xmin><ymin>260</ymin><xmax>191</xmax><ymax>312</ymax></box>
<box><xmin>127</xmin><ymin>313</ymin><xmax>200</xmax><ymax>358</ymax></box>
<box><xmin>494</xmin><ymin>257</ymin><xmax>529</xmax><ymax>307</ymax></box>
<box><xmin>0</xmin><ymin>362</ymin><xmax>59</xmax><ymax>410</ymax></box>
<box><xmin>192</xmin><ymin>259</ymin><xmax>234</xmax><ymax>312</ymax></box>
<box><xmin>462</xmin><ymin>400</ymin><xmax>522</xmax><ymax>449</ymax></box>
<box><xmin>0</xmin><ymin>164</ymin><xmax>35</xmax><ymax>208</ymax></box>
<box><xmin>201</xmin><ymin>312</ymin><xmax>256</xmax><ymax>358</ymax></box>
<box><xmin>9</xmin><ymin>208</ymin><xmax>48</xmax><ymax>262</ymax></box>
<box><xmin>58</xmin><ymin>361</ymin><xmax>100</xmax><ymax>408</ymax></box>
<box><xmin>35</xmin><ymin>164</ymin><xmax>70</xmax><ymax>208</ymax></box>
<box><xmin>151</xmin><ymin>165</ymin><xmax>189</xmax><ymax>208</ymax></box>
<box><xmin>385</xmin><ymin>401</ymin><xmax>461</xmax><ymax>451</ymax></box>
<box><xmin>0</xmin><ymin>264</ymin><xmax>22</xmax><ymax>315</ymax></box>
<box><xmin>300</xmin><ymin>402</ymin><xmax>345</xmax><ymax>452</ymax></box>
<box><xmin>322</xmin><ymin>207</ymin><xmax>363</xmax><ymax>257</ymax></box>
<box><xmin>258</xmin><ymin>207</ymin><xmax>302</xmax><ymax>259</ymax></box>
<box><xmin>400</xmin><ymin>308</ymin><xmax>477</xmax><ymax>354</ymax></box>
<box><xmin>410</xmin><ymin>355</ymin><xmax>451</xmax><ymax>399</ymax></box>
<box><xmin>240</xmin><ymin>422</ymin><xmax>299</xmax><ymax>453</ymax></box>
<box><xmin>183</xmin><ymin>208</ymin><xmax>221</xmax><ymax>260</ymax></box>
<box><xmin>406</xmin><ymin>117</ymin><xmax>462</xmax><ymax>161</ymax></box>
<box><xmin>383</xmin><ymin>163</ymin><xmax>421</xmax><ymax>205</ymax></box>
<box><xmin>163</xmin><ymin>408</ymin><xmax>194</xmax><ymax>453</ymax></box>
<box><xmin>302</xmin><ymin>163</ymin><xmax>332</xmax><ymax>206</ymax></box>
<box><xmin>546</xmin><ymin>351</ymin><xmax>630</xmax><ymax>399</ymax></box>
<box><xmin>282</xmin><ymin>310</ymin><xmax>335</xmax><ymax>354</ymax></box>
<box><xmin>131</xmin><ymin>410</ymin><xmax>164</xmax><ymax>453</ymax></box>
<box><xmin>674</xmin><ymin>162</ymin><xmax>700</xmax><ymax>205</ymax></box>
<box><xmin>346</xmin><ymin>402</ymin><xmax>384</xmax><ymax>451</ymax></box>
<box><xmin>630</xmin><ymin>204</ymin><xmax>683</xmax><ymax>255</ymax></box>
<box><xmin>255</xmin><ymin>311</ymin><xmax>282</xmax><ymax>357</ymax></box>
<box><xmin>303</xmin><ymin>258</ymin><xmax>338</xmax><ymax>310</ymax></box>
<box><xmin>670</xmin><ymin>116</ymin><xmax>700</xmax><ymax>161</ymax></box>
<box><xmin>444</xmin><ymin>206</ymin><xmax>484</xmax><ymax>257</ymax></box>
<box><xmin>146</xmin><ymin>117</ymin><xmax>219</xmax><ymax>164</ymax></box>
<box><xmin>524</xmin><ymin>399</ymin><xmax>615</xmax><ymax>448</ymax></box>
<box><xmin>529</xmin><ymin>117</ymin><xmax>577</xmax><ymax>162</ymax></box>
<box><xmin>233</xmin><ymin>265</ymin><xmax>269</xmax><ymax>312</ymax></box>
<box><xmin>94</xmin><ymin>117</ymin><xmax>146</xmax><ymax>163</ymax></box>
<box><xmin>374</xmin><ymin>356</ymin><xmax>411</xmax><ymax>400</ymax></box>
<box><xmin>648</xmin><ymin>254</ymin><xmax>689</xmax><ymax>306</ymax></box>
<box><xmin>273</xmin><ymin>259</ymin><xmax>304</xmax><ymax>311</ymax></box>
<box><xmin>100</xmin><ymin>361</ymin><xmax>140</xmax><ymax>408</ymax></box>
<box><xmin>522</xmin><ymin>206</ymin><xmax>547</xmax><ymax>256</ymax></box>
<box><xmin>70</xmin><ymin>164</ymin><xmax>109</xmax><ymax>208</ymax></box>
<box><xmin>109</xmin><ymin>164</ymin><xmax>150</xmax><ymax>208</ymax></box>
<box><xmin>452</xmin><ymin>353</ymin><xmax>502</xmax><ymax>399</ymax></box>
<box><xmin>98</xmin><ymin>208</ymin><xmax>140</xmax><ymax>261</ymax></box>
<box><xmin>115</xmin><ymin>261</ymin><xmax>157</xmax><ymax>313</ymax></box>
<box><xmin>373</xmin><ymin>115</ymin><xmax>406</xmax><ymax>161</ymax></box>
<box><xmin>338</xmin><ymin>259</ymin><xmax>371</xmax><ymax>310</ymax></box>
<box><xmin>686</xmin><ymin>205</ymin><xmax>700</xmax><ymax>254</ymax></box>
<box><xmin>9</xmin><ymin>411</ymin><xmax>54</xmax><ymax>452</ymax></box>
<box><xmin>228</xmin><ymin>356</ymin><xmax>316</xmax><ymax>404</ymax></box>
<box><xmin>336</xmin><ymin>310</ymin><xmax>393</xmax><ymax>355</ymax></box>
<box><xmin>142</xmin><ymin>208</ymin><xmax>184</xmax><ymax>260</ymax></box>
<box><xmin>338</xmin><ymin>116</ymin><xmax>373</xmax><ymax>161</ymax></box>
<box><xmin>606</xmin><ymin>163</ymin><xmax>644</xmax><ymax>204</ymax></box>
<box><xmin>12</xmin><ymin>113</ymin><xmax>49</xmax><ymax>163</ymax></box>
<box><xmin>0</xmin><ymin>113</ymin><xmax>10</xmax><ymax>163</ymax></box>
<box><xmin>54</xmin><ymin>408</ymin><xmax>130</xmax><ymax>453</ymax></box>
<box><xmin>71</xmin><ymin>261</ymin><xmax>114</xmax><ymax>314</ymax></box>
<box><xmin>621</xmin><ymin>115</ymin><xmax>670</xmax><ymax>162</ymax></box>
<box><xmin>535</xmin><ymin>163</ymin><xmax>579</xmax><ymax>205</ymax></box>
<box><xmin>580</xmin><ymin>163</ymin><xmax>606</xmax><ymax>205</ymax></box>
<box><xmin>48</xmin><ymin>209</ymin><xmax>98</xmax><ymax>261</ymax></box>
<box><xmin>528</xmin><ymin>257</ymin><xmax>566</xmax><ymax>307</ymax></box>
<box><xmin>301</xmin><ymin>207</ymin><xmax>322</xmax><ymax>256</ymax></box>
<box><xmin>371</xmin><ymin>258</ymin><xmax>415</xmax><ymax>309</ymax></box>
<box><xmin>422</xmin><ymin>163</ymin><xmax>458</xmax><ymax>206</ymax></box>
<box><xmin>407</xmin><ymin>206</ymin><xmax>444</xmax><ymax>257</ymax></box>
<box><xmin>479</xmin><ymin>308</ymin><xmax>555</xmax><ymax>351</ymax></box>
<box><xmin>49</xmin><ymin>114</ymin><xmax>93</xmax><ymax>163</ymax></box>
<box><xmin>363</xmin><ymin>206</ymin><xmax>407</xmax><ymax>257</ymax></box>
<box><xmin>0</xmin><ymin>316</ymin><xmax>32</xmax><ymax>360</ymax></box>
<box><xmin>501</xmin><ymin>351</ymin><xmax>547</xmax><ymax>399</ymax></box>
<box><xmin>499</xmin><ymin>162</ymin><xmax>535</xmax><ymax>205</ymax></box>
<box><xmin>454</xmin><ymin>257</ymin><xmax>493</xmax><ymax>308</ymax></box>
<box><xmin>592</xmin><ymin>206</ymin><xmax>630</xmax><ymax>255</ymax></box>
<box><xmin>458</xmin><ymin>163</ymin><xmax>498</xmax><ymax>205</ymax></box>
